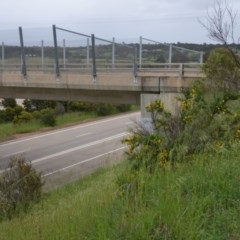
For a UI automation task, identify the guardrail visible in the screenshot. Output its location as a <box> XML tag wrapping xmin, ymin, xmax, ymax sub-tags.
<box><xmin>0</xmin><ymin>63</ymin><xmax>203</xmax><ymax>71</ymax></box>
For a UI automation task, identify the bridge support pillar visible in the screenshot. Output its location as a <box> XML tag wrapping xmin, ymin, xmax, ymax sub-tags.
<box><xmin>141</xmin><ymin>92</ymin><xmax>183</xmax><ymax>123</ymax></box>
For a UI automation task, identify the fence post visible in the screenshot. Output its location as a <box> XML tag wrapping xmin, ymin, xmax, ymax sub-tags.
<box><xmin>52</xmin><ymin>25</ymin><xmax>60</xmax><ymax>77</ymax></box>
<box><xmin>139</xmin><ymin>36</ymin><xmax>142</xmax><ymax>67</ymax></box>
<box><xmin>169</xmin><ymin>44</ymin><xmax>172</xmax><ymax>64</ymax></box>
<box><xmin>19</xmin><ymin>27</ymin><xmax>27</xmax><ymax>77</ymax></box>
<box><xmin>91</xmin><ymin>34</ymin><xmax>97</xmax><ymax>80</ymax></box>
<box><xmin>200</xmin><ymin>51</ymin><xmax>203</xmax><ymax>63</ymax></box>
<box><xmin>180</xmin><ymin>63</ymin><xmax>184</xmax><ymax>76</ymax></box>
<box><xmin>133</xmin><ymin>45</ymin><xmax>137</xmax><ymax>81</ymax></box>
<box><xmin>112</xmin><ymin>37</ymin><xmax>115</xmax><ymax>67</ymax></box>
<box><xmin>86</xmin><ymin>38</ymin><xmax>90</xmax><ymax>65</ymax></box>
<box><xmin>41</xmin><ymin>40</ymin><xmax>44</xmax><ymax>69</ymax></box>
<box><xmin>2</xmin><ymin>42</ymin><xmax>4</xmax><ymax>66</ymax></box>
<box><xmin>63</xmin><ymin>39</ymin><xmax>66</xmax><ymax>68</ymax></box>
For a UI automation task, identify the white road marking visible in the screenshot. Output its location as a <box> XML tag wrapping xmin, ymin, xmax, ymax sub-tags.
<box><xmin>75</xmin><ymin>132</ymin><xmax>91</xmax><ymax>138</ymax></box>
<box><xmin>2</xmin><ymin>148</ymin><xmax>30</xmax><ymax>159</ymax></box>
<box><xmin>43</xmin><ymin>146</ymin><xmax>126</xmax><ymax>177</ymax></box>
<box><xmin>32</xmin><ymin>132</ymin><xmax>128</xmax><ymax>164</ymax></box>
<box><xmin>0</xmin><ymin>112</ymin><xmax>139</xmax><ymax>147</ymax></box>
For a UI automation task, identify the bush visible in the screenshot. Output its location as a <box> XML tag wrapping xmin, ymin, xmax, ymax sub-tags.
<box><xmin>13</xmin><ymin>111</ymin><xmax>33</xmax><ymax>125</ymax></box>
<box><xmin>116</xmin><ymin>104</ymin><xmax>131</xmax><ymax>112</ymax></box>
<box><xmin>123</xmin><ymin>82</ymin><xmax>240</xmax><ymax>172</ymax></box>
<box><xmin>67</xmin><ymin>101</ymin><xmax>98</xmax><ymax>112</ymax></box>
<box><xmin>14</xmin><ymin>105</ymin><xmax>24</xmax><ymax>116</ymax></box>
<box><xmin>1</xmin><ymin>98</ymin><xmax>17</xmax><ymax>108</ymax></box>
<box><xmin>96</xmin><ymin>103</ymin><xmax>115</xmax><ymax>116</ymax></box>
<box><xmin>0</xmin><ymin>156</ymin><xmax>44</xmax><ymax>221</ymax></box>
<box><xmin>4</xmin><ymin>107</ymin><xmax>15</xmax><ymax>122</ymax></box>
<box><xmin>32</xmin><ymin>110</ymin><xmax>41</xmax><ymax>120</ymax></box>
<box><xmin>23</xmin><ymin>99</ymin><xmax>56</xmax><ymax>111</ymax></box>
<box><xmin>0</xmin><ymin>110</ymin><xmax>7</xmax><ymax>123</ymax></box>
<box><xmin>202</xmin><ymin>48</ymin><xmax>240</xmax><ymax>90</ymax></box>
<box><xmin>40</xmin><ymin>108</ymin><xmax>56</xmax><ymax>127</ymax></box>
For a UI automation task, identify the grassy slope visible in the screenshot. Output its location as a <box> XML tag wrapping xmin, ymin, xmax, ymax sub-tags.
<box><xmin>1</xmin><ymin>143</ymin><xmax>240</xmax><ymax>239</ymax></box>
<box><xmin>0</xmin><ymin>108</ymin><xmax>139</xmax><ymax>142</ymax></box>
<box><xmin>0</xmin><ymin>112</ymin><xmax>98</xmax><ymax>142</ymax></box>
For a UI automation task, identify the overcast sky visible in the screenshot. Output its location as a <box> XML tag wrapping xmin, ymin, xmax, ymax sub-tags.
<box><xmin>1</xmin><ymin>0</ymin><xmax>240</xmax><ymax>44</ymax></box>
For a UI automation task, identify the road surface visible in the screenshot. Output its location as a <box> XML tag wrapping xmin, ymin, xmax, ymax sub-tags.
<box><xmin>0</xmin><ymin>112</ymin><xmax>140</xmax><ymax>189</ymax></box>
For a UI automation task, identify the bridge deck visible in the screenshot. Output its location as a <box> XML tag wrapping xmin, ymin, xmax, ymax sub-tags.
<box><xmin>0</xmin><ymin>63</ymin><xmax>204</xmax><ymax>104</ymax></box>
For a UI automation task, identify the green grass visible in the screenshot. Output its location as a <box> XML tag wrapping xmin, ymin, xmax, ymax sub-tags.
<box><xmin>0</xmin><ymin>107</ymin><xmax>139</xmax><ymax>142</ymax></box>
<box><xmin>1</xmin><ymin>143</ymin><xmax>240</xmax><ymax>239</ymax></box>
<box><xmin>0</xmin><ymin>167</ymin><xmax>119</xmax><ymax>240</ymax></box>
<box><xmin>56</xmin><ymin>111</ymin><xmax>98</xmax><ymax>126</ymax></box>
<box><xmin>0</xmin><ymin>121</ymin><xmax>43</xmax><ymax>140</ymax></box>
<box><xmin>0</xmin><ymin>112</ymin><xmax>98</xmax><ymax>142</ymax></box>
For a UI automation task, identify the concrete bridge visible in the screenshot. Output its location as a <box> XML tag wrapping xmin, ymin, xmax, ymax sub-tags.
<box><xmin>0</xmin><ymin>26</ymin><xmax>205</xmax><ymax>118</ymax></box>
<box><xmin>0</xmin><ymin>63</ymin><xmax>204</xmax><ymax>116</ymax></box>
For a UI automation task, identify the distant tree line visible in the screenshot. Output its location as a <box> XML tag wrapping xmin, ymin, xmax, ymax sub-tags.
<box><xmin>1</xmin><ymin>43</ymin><xmax>239</xmax><ymax>64</ymax></box>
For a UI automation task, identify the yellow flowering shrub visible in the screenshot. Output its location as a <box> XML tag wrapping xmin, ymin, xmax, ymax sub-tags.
<box><xmin>123</xmin><ymin>82</ymin><xmax>240</xmax><ymax>173</ymax></box>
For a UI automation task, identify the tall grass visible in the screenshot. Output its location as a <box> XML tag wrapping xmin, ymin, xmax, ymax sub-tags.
<box><xmin>1</xmin><ymin>143</ymin><xmax>240</xmax><ymax>239</ymax></box>
<box><xmin>56</xmin><ymin>111</ymin><xmax>98</xmax><ymax>126</ymax></box>
<box><xmin>0</xmin><ymin>121</ymin><xmax>43</xmax><ymax>140</ymax></box>
<box><xmin>0</xmin><ymin>167</ymin><xmax>119</xmax><ymax>240</ymax></box>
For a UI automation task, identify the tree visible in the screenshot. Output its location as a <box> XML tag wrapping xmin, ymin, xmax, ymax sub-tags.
<box><xmin>1</xmin><ymin>98</ymin><xmax>17</xmax><ymax>108</ymax></box>
<box><xmin>23</xmin><ymin>99</ymin><xmax>56</xmax><ymax>111</ymax></box>
<box><xmin>203</xmin><ymin>48</ymin><xmax>240</xmax><ymax>90</ymax></box>
<box><xmin>200</xmin><ymin>0</ymin><xmax>240</xmax><ymax>67</ymax></box>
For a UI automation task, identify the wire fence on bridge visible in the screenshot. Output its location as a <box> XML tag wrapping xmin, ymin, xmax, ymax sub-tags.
<box><xmin>0</xmin><ymin>26</ymin><xmax>203</xmax><ymax>75</ymax></box>
<box><xmin>140</xmin><ymin>37</ymin><xmax>203</xmax><ymax>65</ymax></box>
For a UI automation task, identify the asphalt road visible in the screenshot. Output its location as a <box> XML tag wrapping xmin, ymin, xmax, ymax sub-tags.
<box><xmin>0</xmin><ymin>112</ymin><xmax>140</xmax><ymax>189</ymax></box>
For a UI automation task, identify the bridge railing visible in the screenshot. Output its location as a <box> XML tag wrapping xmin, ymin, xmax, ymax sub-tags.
<box><xmin>0</xmin><ymin>63</ymin><xmax>204</xmax><ymax>77</ymax></box>
<box><xmin>137</xmin><ymin>63</ymin><xmax>203</xmax><ymax>77</ymax></box>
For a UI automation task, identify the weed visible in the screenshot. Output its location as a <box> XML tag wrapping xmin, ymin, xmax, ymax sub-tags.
<box><xmin>0</xmin><ymin>156</ymin><xmax>44</xmax><ymax>221</ymax></box>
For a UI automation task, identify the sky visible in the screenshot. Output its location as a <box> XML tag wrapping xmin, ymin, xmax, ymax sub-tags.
<box><xmin>1</xmin><ymin>0</ymin><xmax>240</xmax><ymax>45</ymax></box>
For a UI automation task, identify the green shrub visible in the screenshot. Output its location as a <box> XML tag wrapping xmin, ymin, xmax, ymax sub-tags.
<box><xmin>67</xmin><ymin>101</ymin><xmax>85</xmax><ymax>112</ymax></box>
<box><xmin>0</xmin><ymin>110</ymin><xmax>7</xmax><ymax>123</ymax></box>
<box><xmin>123</xmin><ymin>82</ymin><xmax>240</xmax><ymax>172</ymax></box>
<box><xmin>1</xmin><ymin>98</ymin><xmax>17</xmax><ymax>108</ymax></box>
<box><xmin>40</xmin><ymin>108</ymin><xmax>56</xmax><ymax>127</ymax></box>
<box><xmin>4</xmin><ymin>107</ymin><xmax>15</xmax><ymax>122</ymax></box>
<box><xmin>96</xmin><ymin>103</ymin><xmax>115</xmax><ymax>116</ymax></box>
<box><xmin>14</xmin><ymin>105</ymin><xmax>24</xmax><ymax>116</ymax></box>
<box><xmin>32</xmin><ymin>110</ymin><xmax>41</xmax><ymax>120</ymax></box>
<box><xmin>13</xmin><ymin>111</ymin><xmax>33</xmax><ymax>125</ymax></box>
<box><xmin>116</xmin><ymin>104</ymin><xmax>131</xmax><ymax>112</ymax></box>
<box><xmin>202</xmin><ymin>48</ymin><xmax>240</xmax><ymax>90</ymax></box>
<box><xmin>23</xmin><ymin>99</ymin><xmax>56</xmax><ymax>111</ymax></box>
<box><xmin>0</xmin><ymin>156</ymin><xmax>44</xmax><ymax>221</ymax></box>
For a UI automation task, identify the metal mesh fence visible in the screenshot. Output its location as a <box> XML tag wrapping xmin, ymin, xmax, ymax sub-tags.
<box><xmin>0</xmin><ymin>28</ymin><xmax>21</xmax><ymax>66</ymax></box>
<box><xmin>0</xmin><ymin>28</ymin><xmax>203</xmax><ymax>71</ymax></box>
<box><xmin>171</xmin><ymin>45</ymin><xmax>202</xmax><ymax>63</ymax></box>
<box><xmin>140</xmin><ymin>37</ymin><xmax>171</xmax><ymax>64</ymax></box>
<box><xmin>140</xmin><ymin>37</ymin><xmax>202</xmax><ymax>65</ymax></box>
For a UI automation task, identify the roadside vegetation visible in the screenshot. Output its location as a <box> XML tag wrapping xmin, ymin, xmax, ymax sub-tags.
<box><xmin>1</xmin><ymin>46</ymin><xmax>240</xmax><ymax>238</ymax></box>
<box><xmin>0</xmin><ymin>99</ymin><xmax>138</xmax><ymax>142</ymax></box>
<box><xmin>1</xmin><ymin>1</ymin><xmax>240</xmax><ymax>238</ymax></box>
<box><xmin>1</xmin><ymin>141</ymin><xmax>240</xmax><ymax>239</ymax></box>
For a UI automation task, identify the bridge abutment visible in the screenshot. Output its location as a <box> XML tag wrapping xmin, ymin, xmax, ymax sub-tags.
<box><xmin>141</xmin><ymin>92</ymin><xmax>183</xmax><ymax>122</ymax></box>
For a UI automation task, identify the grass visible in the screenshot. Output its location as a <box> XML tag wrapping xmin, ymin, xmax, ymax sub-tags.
<box><xmin>0</xmin><ymin>166</ymin><xmax>119</xmax><ymax>240</ymax></box>
<box><xmin>0</xmin><ymin>106</ymin><xmax>139</xmax><ymax>142</ymax></box>
<box><xmin>56</xmin><ymin>111</ymin><xmax>98</xmax><ymax>126</ymax></box>
<box><xmin>1</xmin><ymin>143</ymin><xmax>240</xmax><ymax>239</ymax></box>
<box><xmin>0</xmin><ymin>111</ymin><xmax>99</xmax><ymax>142</ymax></box>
